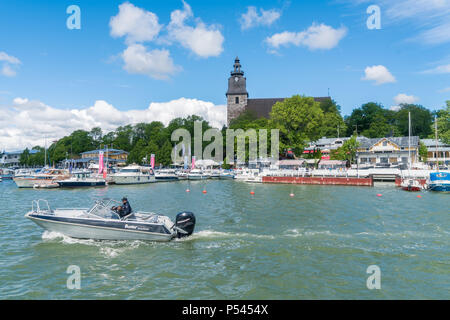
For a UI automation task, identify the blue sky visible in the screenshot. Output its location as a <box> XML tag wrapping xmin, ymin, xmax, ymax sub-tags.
<box><xmin>0</xmin><ymin>0</ymin><xmax>449</xmax><ymax>149</ymax></box>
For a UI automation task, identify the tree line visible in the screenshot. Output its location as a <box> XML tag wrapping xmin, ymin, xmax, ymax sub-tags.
<box><xmin>18</xmin><ymin>97</ymin><xmax>449</xmax><ymax>167</ymax></box>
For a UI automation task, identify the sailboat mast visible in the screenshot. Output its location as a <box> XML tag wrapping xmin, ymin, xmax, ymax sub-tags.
<box><xmin>435</xmin><ymin>116</ymin><xmax>439</xmax><ymax>172</ymax></box>
<box><xmin>408</xmin><ymin>112</ymin><xmax>411</xmax><ymax>169</ymax></box>
<box><xmin>44</xmin><ymin>136</ymin><xmax>47</xmax><ymax>168</ymax></box>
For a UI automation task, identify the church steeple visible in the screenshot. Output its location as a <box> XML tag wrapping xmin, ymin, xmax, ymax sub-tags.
<box><xmin>226</xmin><ymin>57</ymin><xmax>248</xmax><ymax>126</ymax></box>
<box><xmin>226</xmin><ymin>57</ymin><xmax>248</xmax><ymax>97</ymax></box>
<box><xmin>231</xmin><ymin>57</ymin><xmax>244</xmax><ymax>76</ymax></box>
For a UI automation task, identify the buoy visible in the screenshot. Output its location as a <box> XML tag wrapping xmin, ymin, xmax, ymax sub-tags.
<box><xmin>417</xmin><ymin>195</ymin><xmax>422</xmax><ymax>198</ymax></box>
<box><xmin>377</xmin><ymin>194</ymin><xmax>382</xmax><ymax>197</ymax></box>
<box><xmin>186</xmin><ymin>189</ymin><xmax>190</xmax><ymax>193</ymax></box>
<box><xmin>250</xmin><ymin>191</ymin><xmax>255</xmax><ymax>195</ymax></box>
<box><xmin>290</xmin><ymin>193</ymin><xmax>294</xmax><ymax>197</ymax></box>
<box><xmin>202</xmin><ymin>190</ymin><xmax>207</xmax><ymax>194</ymax></box>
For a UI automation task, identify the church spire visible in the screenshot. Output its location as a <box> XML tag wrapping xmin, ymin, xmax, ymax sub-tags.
<box><xmin>231</xmin><ymin>56</ymin><xmax>244</xmax><ymax>76</ymax></box>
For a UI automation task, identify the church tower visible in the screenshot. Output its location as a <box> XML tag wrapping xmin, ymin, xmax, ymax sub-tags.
<box><xmin>226</xmin><ymin>57</ymin><xmax>248</xmax><ymax>126</ymax></box>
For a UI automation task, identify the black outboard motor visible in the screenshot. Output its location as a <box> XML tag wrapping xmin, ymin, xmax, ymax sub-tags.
<box><xmin>175</xmin><ymin>212</ymin><xmax>196</xmax><ymax>238</ymax></box>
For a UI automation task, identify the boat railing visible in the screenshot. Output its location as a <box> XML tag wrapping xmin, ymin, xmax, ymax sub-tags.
<box><xmin>32</xmin><ymin>199</ymin><xmax>52</xmax><ymax>214</ymax></box>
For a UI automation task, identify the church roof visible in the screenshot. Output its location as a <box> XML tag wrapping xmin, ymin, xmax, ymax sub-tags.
<box><xmin>246</xmin><ymin>97</ymin><xmax>332</xmax><ymax>118</ymax></box>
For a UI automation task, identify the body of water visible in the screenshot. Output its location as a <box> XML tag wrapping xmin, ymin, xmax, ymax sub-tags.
<box><xmin>0</xmin><ymin>179</ymin><xmax>448</xmax><ymax>299</ymax></box>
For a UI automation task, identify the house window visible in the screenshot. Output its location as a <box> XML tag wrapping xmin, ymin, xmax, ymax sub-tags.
<box><xmin>382</xmin><ymin>141</ymin><xmax>388</xmax><ymax>146</ymax></box>
<box><xmin>235</xmin><ymin>97</ymin><xmax>239</xmax><ymax>104</ymax></box>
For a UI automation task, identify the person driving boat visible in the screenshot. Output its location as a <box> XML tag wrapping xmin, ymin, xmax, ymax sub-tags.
<box><xmin>111</xmin><ymin>197</ymin><xmax>132</xmax><ymax>218</ymax></box>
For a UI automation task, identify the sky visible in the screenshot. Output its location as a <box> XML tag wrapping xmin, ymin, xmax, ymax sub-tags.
<box><xmin>0</xmin><ymin>0</ymin><xmax>449</xmax><ymax>150</ymax></box>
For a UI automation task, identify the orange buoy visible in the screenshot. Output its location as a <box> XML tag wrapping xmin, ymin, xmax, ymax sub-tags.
<box><xmin>290</xmin><ymin>193</ymin><xmax>294</xmax><ymax>197</ymax></box>
<box><xmin>417</xmin><ymin>195</ymin><xmax>422</xmax><ymax>198</ymax></box>
<box><xmin>250</xmin><ymin>191</ymin><xmax>255</xmax><ymax>195</ymax></box>
<box><xmin>202</xmin><ymin>190</ymin><xmax>207</xmax><ymax>194</ymax></box>
<box><xmin>186</xmin><ymin>189</ymin><xmax>190</xmax><ymax>193</ymax></box>
<box><xmin>377</xmin><ymin>194</ymin><xmax>382</xmax><ymax>197</ymax></box>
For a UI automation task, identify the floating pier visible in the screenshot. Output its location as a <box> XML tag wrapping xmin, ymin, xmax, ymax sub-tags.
<box><xmin>262</xmin><ymin>176</ymin><xmax>374</xmax><ymax>186</ymax></box>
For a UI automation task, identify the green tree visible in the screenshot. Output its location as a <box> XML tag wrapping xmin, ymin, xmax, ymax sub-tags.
<box><xmin>419</xmin><ymin>141</ymin><xmax>428</xmax><ymax>162</ymax></box>
<box><xmin>270</xmin><ymin>95</ymin><xmax>324</xmax><ymax>155</ymax></box>
<box><xmin>319</xmin><ymin>99</ymin><xmax>347</xmax><ymax>138</ymax></box>
<box><xmin>395</xmin><ymin>104</ymin><xmax>433</xmax><ymax>138</ymax></box>
<box><xmin>434</xmin><ymin>101</ymin><xmax>450</xmax><ymax>144</ymax></box>
<box><xmin>331</xmin><ymin>135</ymin><xmax>359</xmax><ymax>163</ymax></box>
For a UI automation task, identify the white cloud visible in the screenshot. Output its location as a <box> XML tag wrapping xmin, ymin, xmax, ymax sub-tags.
<box><xmin>438</xmin><ymin>86</ymin><xmax>450</xmax><ymax>93</ymax></box>
<box><xmin>0</xmin><ymin>52</ymin><xmax>21</xmax><ymax>64</ymax></box>
<box><xmin>0</xmin><ymin>51</ymin><xmax>21</xmax><ymax>77</ymax></box>
<box><xmin>265</xmin><ymin>23</ymin><xmax>347</xmax><ymax>51</ymax></box>
<box><xmin>121</xmin><ymin>44</ymin><xmax>180</xmax><ymax>80</ymax></box>
<box><xmin>1</xmin><ymin>65</ymin><xmax>16</xmax><ymax>77</ymax></box>
<box><xmin>393</xmin><ymin>93</ymin><xmax>419</xmax><ymax>105</ymax></box>
<box><xmin>109</xmin><ymin>2</ymin><xmax>162</xmax><ymax>45</ymax></box>
<box><xmin>13</xmin><ymin>97</ymin><xmax>29</xmax><ymax>105</ymax></box>
<box><xmin>240</xmin><ymin>6</ymin><xmax>281</xmax><ymax>30</ymax></box>
<box><xmin>168</xmin><ymin>1</ymin><xmax>224</xmax><ymax>58</ymax></box>
<box><xmin>0</xmin><ymin>98</ymin><xmax>226</xmax><ymax>150</ymax></box>
<box><xmin>362</xmin><ymin>65</ymin><xmax>396</xmax><ymax>85</ymax></box>
<box><xmin>390</xmin><ymin>105</ymin><xmax>401</xmax><ymax>111</ymax></box>
<box><xmin>421</xmin><ymin>64</ymin><xmax>450</xmax><ymax>74</ymax></box>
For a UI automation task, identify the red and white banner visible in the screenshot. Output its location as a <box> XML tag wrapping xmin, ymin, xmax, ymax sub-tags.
<box><xmin>98</xmin><ymin>151</ymin><xmax>104</xmax><ymax>174</ymax></box>
<box><xmin>150</xmin><ymin>154</ymin><xmax>155</xmax><ymax>169</ymax></box>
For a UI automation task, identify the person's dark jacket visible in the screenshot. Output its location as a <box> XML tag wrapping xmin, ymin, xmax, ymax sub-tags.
<box><xmin>121</xmin><ymin>201</ymin><xmax>132</xmax><ymax>217</ymax></box>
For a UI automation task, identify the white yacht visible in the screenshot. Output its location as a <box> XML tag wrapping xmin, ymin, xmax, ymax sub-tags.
<box><xmin>234</xmin><ymin>168</ymin><xmax>260</xmax><ymax>181</ymax></box>
<box><xmin>154</xmin><ymin>169</ymin><xmax>179</xmax><ymax>182</ymax></box>
<box><xmin>112</xmin><ymin>165</ymin><xmax>156</xmax><ymax>185</ymax></box>
<box><xmin>14</xmin><ymin>169</ymin><xmax>70</xmax><ymax>188</ymax></box>
<box><xmin>188</xmin><ymin>169</ymin><xmax>211</xmax><ymax>180</ymax></box>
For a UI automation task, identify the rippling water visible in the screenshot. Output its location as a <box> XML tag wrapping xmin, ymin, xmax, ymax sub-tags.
<box><xmin>0</xmin><ymin>179</ymin><xmax>448</xmax><ymax>299</ymax></box>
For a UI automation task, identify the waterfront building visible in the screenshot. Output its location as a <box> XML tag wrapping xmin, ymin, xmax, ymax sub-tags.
<box><xmin>0</xmin><ymin>149</ymin><xmax>38</xmax><ymax>167</ymax></box>
<box><xmin>421</xmin><ymin>139</ymin><xmax>450</xmax><ymax>166</ymax></box>
<box><xmin>226</xmin><ymin>57</ymin><xmax>331</xmax><ymax>125</ymax></box>
<box><xmin>356</xmin><ymin>136</ymin><xmax>420</xmax><ymax>168</ymax></box>
<box><xmin>62</xmin><ymin>148</ymin><xmax>128</xmax><ymax>168</ymax></box>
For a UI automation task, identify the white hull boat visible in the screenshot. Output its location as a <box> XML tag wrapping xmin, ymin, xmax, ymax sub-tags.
<box><xmin>26</xmin><ymin>199</ymin><xmax>196</xmax><ymax>242</ymax></box>
<box><xmin>113</xmin><ymin>165</ymin><xmax>156</xmax><ymax>185</ymax></box>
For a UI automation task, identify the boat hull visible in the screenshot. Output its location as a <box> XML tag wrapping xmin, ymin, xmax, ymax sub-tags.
<box><xmin>113</xmin><ymin>176</ymin><xmax>156</xmax><ymax>185</ymax></box>
<box><xmin>26</xmin><ymin>213</ymin><xmax>175</xmax><ymax>241</ymax></box>
<box><xmin>429</xmin><ymin>184</ymin><xmax>450</xmax><ymax>192</ymax></box>
<box><xmin>58</xmin><ymin>181</ymin><xmax>106</xmax><ymax>187</ymax></box>
<box><xmin>401</xmin><ymin>186</ymin><xmax>421</xmax><ymax>192</ymax></box>
<box><xmin>155</xmin><ymin>176</ymin><xmax>179</xmax><ymax>182</ymax></box>
<box><xmin>14</xmin><ymin>178</ymin><xmax>56</xmax><ymax>188</ymax></box>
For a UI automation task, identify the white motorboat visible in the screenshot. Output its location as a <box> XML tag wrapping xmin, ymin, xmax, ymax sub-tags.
<box><xmin>25</xmin><ymin>199</ymin><xmax>196</xmax><ymax>241</ymax></box>
<box><xmin>57</xmin><ymin>171</ymin><xmax>106</xmax><ymax>188</ymax></box>
<box><xmin>234</xmin><ymin>168</ymin><xmax>260</xmax><ymax>181</ymax></box>
<box><xmin>219</xmin><ymin>170</ymin><xmax>235</xmax><ymax>179</ymax></box>
<box><xmin>188</xmin><ymin>169</ymin><xmax>211</xmax><ymax>180</ymax></box>
<box><xmin>112</xmin><ymin>165</ymin><xmax>155</xmax><ymax>185</ymax></box>
<box><xmin>155</xmin><ymin>169</ymin><xmax>179</xmax><ymax>182</ymax></box>
<box><xmin>14</xmin><ymin>169</ymin><xmax>70</xmax><ymax>188</ymax></box>
<box><xmin>176</xmin><ymin>171</ymin><xmax>189</xmax><ymax>180</ymax></box>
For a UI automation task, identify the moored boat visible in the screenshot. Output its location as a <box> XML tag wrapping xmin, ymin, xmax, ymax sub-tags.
<box><xmin>155</xmin><ymin>169</ymin><xmax>179</xmax><ymax>182</ymax></box>
<box><xmin>188</xmin><ymin>169</ymin><xmax>211</xmax><ymax>180</ymax></box>
<box><xmin>400</xmin><ymin>178</ymin><xmax>422</xmax><ymax>192</ymax></box>
<box><xmin>57</xmin><ymin>171</ymin><xmax>106</xmax><ymax>188</ymax></box>
<box><xmin>112</xmin><ymin>165</ymin><xmax>155</xmax><ymax>185</ymax></box>
<box><xmin>428</xmin><ymin>172</ymin><xmax>450</xmax><ymax>192</ymax></box>
<box><xmin>14</xmin><ymin>169</ymin><xmax>70</xmax><ymax>188</ymax></box>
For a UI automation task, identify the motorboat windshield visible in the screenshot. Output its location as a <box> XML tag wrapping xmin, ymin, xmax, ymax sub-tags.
<box><xmin>87</xmin><ymin>199</ymin><xmax>121</xmax><ymax>220</ymax></box>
